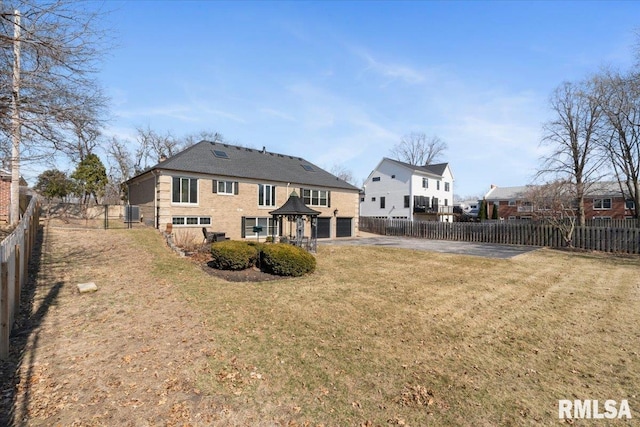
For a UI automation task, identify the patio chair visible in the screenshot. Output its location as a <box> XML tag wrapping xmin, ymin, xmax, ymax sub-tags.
<box><xmin>202</xmin><ymin>227</ymin><xmax>215</xmax><ymax>244</ymax></box>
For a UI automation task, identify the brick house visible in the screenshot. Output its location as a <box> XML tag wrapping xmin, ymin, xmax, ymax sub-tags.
<box><xmin>0</xmin><ymin>168</ymin><xmax>29</xmax><ymax>224</ymax></box>
<box><xmin>484</xmin><ymin>182</ymin><xmax>636</xmax><ymax>221</ymax></box>
<box><xmin>0</xmin><ymin>169</ymin><xmax>11</xmax><ymax>223</ymax></box>
<box><xmin>125</xmin><ymin>140</ymin><xmax>361</xmax><ymax>241</ymax></box>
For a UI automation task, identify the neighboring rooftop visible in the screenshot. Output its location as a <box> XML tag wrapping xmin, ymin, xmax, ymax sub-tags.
<box><xmin>384</xmin><ymin>158</ymin><xmax>450</xmax><ymax>177</ymax></box>
<box><xmin>130</xmin><ymin>140</ymin><xmax>359</xmax><ymax>191</ymax></box>
<box><xmin>485</xmin><ymin>182</ymin><xmax>630</xmax><ymax>200</ymax></box>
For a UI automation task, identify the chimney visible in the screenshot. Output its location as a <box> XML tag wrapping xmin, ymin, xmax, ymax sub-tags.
<box><xmin>262</xmin><ymin>146</ymin><xmax>266</xmax><ymax>154</ymax></box>
<box><xmin>490</xmin><ymin>184</ymin><xmax>496</xmax><ymax>189</ymax></box>
<box><xmin>159</xmin><ymin>154</ymin><xmax>167</xmax><ymax>162</ymax></box>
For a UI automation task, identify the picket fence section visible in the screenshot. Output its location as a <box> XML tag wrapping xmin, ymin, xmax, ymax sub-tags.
<box><xmin>0</xmin><ymin>197</ymin><xmax>40</xmax><ymax>359</ymax></box>
<box><xmin>359</xmin><ymin>217</ymin><xmax>640</xmax><ymax>254</ymax></box>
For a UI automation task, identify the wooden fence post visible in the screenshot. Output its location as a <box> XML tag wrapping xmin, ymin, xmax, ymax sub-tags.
<box><xmin>13</xmin><ymin>246</ymin><xmax>20</xmax><ymax>322</ymax></box>
<box><xmin>1</xmin><ymin>262</ymin><xmax>9</xmax><ymax>360</ymax></box>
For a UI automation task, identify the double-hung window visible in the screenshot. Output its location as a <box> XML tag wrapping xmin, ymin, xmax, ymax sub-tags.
<box><xmin>302</xmin><ymin>189</ymin><xmax>329</xmax><ymax>207</ymax></box>
<box><xmin>214</xmin><ymin>180</ymin><xmax>238</xmax><ymax>195</ymax></box>
<box><xmin>172</xmin><ymin>177</ymin><xmax>198</xmax><ymax>204</ymax></box>
<box><xmin>258</xmin><ymin>184</ymin><xmax>276</xmax><ymax>207</ymax></box>
<box><xmin>593</xmin><ymin>198</ymin><xmax>612</xmax><ymax>210</ymax></box>
<box><xmin>422</xmin><ymin>178</ymin><xmax>428</xmax><ymax>188</ymax></box>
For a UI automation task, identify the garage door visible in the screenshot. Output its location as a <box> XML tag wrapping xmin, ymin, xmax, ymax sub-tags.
<box><xmin>316</xmin><ymin>217</ymin><xmax>331</xmax><ymax>238</ymax></box>
<box><xmin>336</xmin><ymin>217</ymin><xmax>352</xmax><ymax>237</ymax></box>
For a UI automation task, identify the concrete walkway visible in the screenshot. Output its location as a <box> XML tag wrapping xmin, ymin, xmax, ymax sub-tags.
<box><xmin>320</xmin><ymin>234</ymin><xmax>539</xmax><ymax>259</ymax></box>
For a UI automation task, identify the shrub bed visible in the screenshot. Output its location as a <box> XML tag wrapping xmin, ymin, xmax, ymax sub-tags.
<box><xmin>260</xmin><ymin>243</ymin><xmax>316</xmax><ymax>277</ymax></box>
<box><xmin>210</xmin><ymin>240</ymin><xmax>260</xmax><ymax>270</ymax></box>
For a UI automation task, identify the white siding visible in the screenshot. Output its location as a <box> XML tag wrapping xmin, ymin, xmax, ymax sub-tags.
<box><xmin>361</xmin><ymin>161</ymin><xmax>413</xmax><ymax>218</ymax></box>
<box><xmin>361</xmin><ymin>159</ymin><xmax>454</xmax><ymax>222</ymax></box>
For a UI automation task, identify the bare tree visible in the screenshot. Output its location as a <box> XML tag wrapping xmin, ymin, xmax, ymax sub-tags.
<box><xmin>390</xmin><ymin>132</ymin><xmax>447</xmax><ymax>166</ymax></box>
<box><xmin>133</xmin><ymin>125</ymin><xmax>182</xmax><ymax>173</ymax></box>
<box><xmin>107</xmin><ymin>136</ymin><xmax>134</xmax><ymax>182</ymax></box>
<box><xmin>596</xmin><ymin>70</ymin><xmax>640</xmax><ymax>224</ymax></box>
<box><xmin>537</xmin><ymin>79</ymin><xmax>605</xmax><ymax>226</ymax></box>
<box><xmin>183</xmin><ymin>129</ymin><xmax>224</xmax><ymax>147</ymax></box>
<box><xmin>330</xmin><ymin>163</ymin><xmax>356</xmax><ymax>186</ymax></box>
<box><xmin>525</xmin><ymin>181</ymin><xmax>578</xmax><ymax>248</ymax></box>
<box><xmin>0</xmin><ymin>0</ymin><xmax>110</xmax><ymax>224</ymax></box>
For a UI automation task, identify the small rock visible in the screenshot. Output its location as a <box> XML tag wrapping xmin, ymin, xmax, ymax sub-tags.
<box><xmin>77</xmin><ymin>282</ymin><xmax>98</xmax><ymax>293</ymax></box>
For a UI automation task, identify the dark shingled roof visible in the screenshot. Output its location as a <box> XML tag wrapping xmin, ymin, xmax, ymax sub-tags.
<box><xmin>269</xmin><ymin>191</ymin><xmax>320</xmax><ymax>216</ymax></box>
<box><xmin>132</xmin><ymin>140</ymin><xmax>359</xmax><ymax>191</ymax></box>
<box><xmin>385</xmin><ymin>158</ymin><xmax>449</xmax><ymax>177</ymax></box>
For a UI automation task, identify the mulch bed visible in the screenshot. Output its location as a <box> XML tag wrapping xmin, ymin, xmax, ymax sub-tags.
<box><xmin>201</xmin><ymin>263</ymin><xmax>284</xmax><ymax>282</ymax></box>
<box><xmin>188</xmin><ymin>250</ymin><xmax>285</xmax><ymax>282</ymax></box>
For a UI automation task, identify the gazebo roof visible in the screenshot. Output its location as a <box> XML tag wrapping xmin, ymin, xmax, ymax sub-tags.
<box><xmin>269</xmin><ymin>191</ymin><xmax>321</xmax><ymax>216</ymax></box>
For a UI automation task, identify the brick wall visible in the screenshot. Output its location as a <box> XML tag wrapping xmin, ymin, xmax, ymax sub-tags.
<box><xmin>129</xmin><ymin>172</ymin><xmax>360</xmax><ymax>239</ymax></box>
<box><xmin>0</xmin><ymin>177</ymin><xmax>11</xmax><ymax>223</ymax></box>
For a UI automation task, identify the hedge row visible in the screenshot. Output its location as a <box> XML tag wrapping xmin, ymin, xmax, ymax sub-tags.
<box><xmin>210</xmin><ymin>241</ymin><xmax>315</xmax><ymax>277</ymax></box>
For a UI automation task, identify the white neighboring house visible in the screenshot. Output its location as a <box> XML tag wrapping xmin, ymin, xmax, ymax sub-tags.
<box><xmin>360</xmin><ymin>158</ymin><xmax>454</xmax><ymax>222</ymax></box>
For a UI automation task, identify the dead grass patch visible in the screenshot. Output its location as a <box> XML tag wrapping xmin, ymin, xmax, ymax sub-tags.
<box><xmin>7</xmin><ymin>226</ymin><xmax>640</xmax><ymax>426</ymax></box>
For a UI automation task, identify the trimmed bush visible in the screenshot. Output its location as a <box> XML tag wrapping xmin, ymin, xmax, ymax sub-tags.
<box><xmin>210</xmin><ymin>240</ymin><xmax>260</xmax><ymax>270</ymax></box>
<box><xmin>261</xmin><ymin>243</ymin><xmax>316</xmax><ymax>277</ymax></box>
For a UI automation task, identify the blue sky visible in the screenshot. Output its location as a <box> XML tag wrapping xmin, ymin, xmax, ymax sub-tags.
<box><xmin>94</xmin><ymin>1</ymin><xmax>639</xmax><ymax>198</ymax></box>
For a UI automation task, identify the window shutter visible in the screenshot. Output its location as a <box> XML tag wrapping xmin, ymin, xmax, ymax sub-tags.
<box><xmin>328</xmin><ymin>191</ymin><xmax>331</xmax><ymax>208</ymax></box>
<box><xmin>241</xmin><ymin>217</ymin><xmax>246</xmax><ymax>238</ymax></box>
<box><xmin>212</xmin><ymin>180</ymin><xmax>218</xmax><ymax>193</ymax></box>
<box><xmin>234</xmin><ymin>181</ymin><xmax>239</xmax><ymax>195</ymax></box>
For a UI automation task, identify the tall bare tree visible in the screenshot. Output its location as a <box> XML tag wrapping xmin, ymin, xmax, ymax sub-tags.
<box><xmin>596</xmin><ymin>70</ymin><xmax>640</xmax><ymax>224</ymax></box>
<box><xmin>538</xmin><ymin>79</ymin><xmax>605</xmax><ymax>226</ymax></box>
<box><xmin>525</xmin><ymin>180</ymin><xmax>578</xmax><ymax>247</ymax></box>
<box><xmin>133</xmin><ymin>126</ymin><xmax>181</xmax><ymax>173</ymax></box>
<box><xmin>0</xmin><ymin>0</ymin><xmax>110</xmax><ymax>225</ymax></box>
<box><xmin>390</xmin><ymin>132</ymin><xmax>447</xmax><ymax>166</ymax></box>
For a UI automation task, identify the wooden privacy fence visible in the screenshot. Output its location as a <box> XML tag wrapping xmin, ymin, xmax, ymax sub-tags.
<box><xmin>359</xmin><ymin>217</ymin><xmax>640</xmax><ymax>254</ymax></box>
<box><xmin>0</xmin><ymin>197</ymin><xmax>40</xmax><ymax>359</ymax></box>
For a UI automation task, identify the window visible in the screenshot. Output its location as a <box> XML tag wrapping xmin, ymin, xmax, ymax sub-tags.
<box><xmin>404</xmin><ymin>195</ymin><xmax>410</xmax><ymax>208</ymax></box>
<box><xmin>380</xmin><ymin>197</ymin><xmax>386</xmax><ymax>209</ymax></box>
<box><xmin>172</xmin><ymin>216</ymin><xmax>211</xmax><ymax>226</ymax></box>
<box><xmin>214</xmin><ymin>180</ymin><xmax>238</xmax><ymax>195</ymax></box>
<box><xmin>172</xmin><ymin>177</ymin><xmax>198</xmax><ymax>204</ymax></box>
<box><xmin>437</xmin><ymin>181</ymin><xmax>440</xmax><ymax>190</ymax></box>
<box><xmin>243</xmin><ymin>217</ymin><xmax>277</xmax><ymax>238</ymax></box>
<box><xmin>508</xmin><ymin>200</ymin><xmax>516</xmax><ymax>206</ymax></box>
<box><xmin>302</xmin><ymin>189</ymin><xmax>329</xmax><ymax>207</ymax></box>
<box><xmin>626</xmin><ymin>199</ymin><xmax>636</xmax><ymax>210</ymax></box>
<box><xmin>372</xmin><ymin>176</ymin><xmax>381</xmax><ymax>182</ymax></box>
<box><xmin>301</xmin><ymin>164</ymin><xmax>315</xmax><ymax>172</ymax></box>
<box><xmin>444</xmin><ymin>182</ymin><xmax>450</xmax><ymax>192</ymax></box>
<box><xmin>422</xmin><ymin>178</ymin><xmax>428</xmax><ymax>188</ymax></box>
<box><xmin>371</xmin><ymin>197</ymin><xmax>376</xmax><ymax>202</ymax></box>
<box><xmin>258</xmin><ymin>184</ymin><xmax>276</xmax><ymax>207</ymax></box>
<box><xmin>593</xmin><ymin>198</ymin><xmax>612</xmax><ymax>209</ymax></box>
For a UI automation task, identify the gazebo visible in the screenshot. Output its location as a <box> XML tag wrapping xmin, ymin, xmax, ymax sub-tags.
<box><xmin>269</xmin><ymin>191</ymin><xmax>320</xmax><ymax>252</ymax></box>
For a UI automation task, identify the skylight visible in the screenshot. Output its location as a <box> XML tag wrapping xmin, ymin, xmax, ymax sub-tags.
<box><xmin>213</xmin><ymin>149</ymin><xmax>229</xmax><ymax>159</ymax></box>
<box><xmin>301</xmin><ymin>164</ymin><xmax>314</xmax><ymax>172</ymax></box>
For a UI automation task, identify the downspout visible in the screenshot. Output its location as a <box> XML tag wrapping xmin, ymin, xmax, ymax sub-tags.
<box><xmin>152</xmin><ymin>170</ymin><xmax>158</xmax><ymax>229</ymax></box>
<box><xmin>409</xmin><ymin>175</ymin><xmax>414</xmax><ymax>222</ymax></box>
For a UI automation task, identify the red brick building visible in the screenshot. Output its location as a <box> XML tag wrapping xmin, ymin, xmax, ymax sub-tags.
<box><xmin>0</xmin><ymin>169</ymin><xmax>12</xmax><ymax>223</ymax></box>
<box><xmin>0</xmin><ymin>168</ymin><xmax>30</xmax><ymax>224</ymax></box>
<box><xmin>484</xmin><ymin>182</ymin><xmax>636</xmax><ymax>221</ymax></box>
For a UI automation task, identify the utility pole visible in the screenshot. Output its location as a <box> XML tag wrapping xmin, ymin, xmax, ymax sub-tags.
<box><xmin>10</xmin><ymin>9</ymin><xmax>21</xmax><ymax>226</ymax></box>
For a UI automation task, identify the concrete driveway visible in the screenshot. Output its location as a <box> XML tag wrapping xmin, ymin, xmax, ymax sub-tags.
<box><xmin>320</xmin><ymin>235</ymin><xmax>539</xmax><ymax>259</ymax></box>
